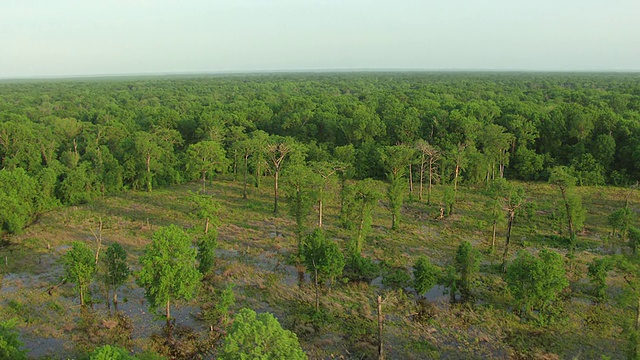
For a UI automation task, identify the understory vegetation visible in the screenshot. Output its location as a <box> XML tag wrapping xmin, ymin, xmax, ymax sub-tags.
<box><xmin>1</xmin><ymin>73</ymin><xmax>639</xmax><ymax>359</ymax></box>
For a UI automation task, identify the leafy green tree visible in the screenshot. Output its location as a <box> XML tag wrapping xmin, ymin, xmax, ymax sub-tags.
<box><xmin>588</xmin><ymin>257</ymin><xmax>613</xmax><ymax>301</ymax></box>
<box><xmin>333</xmin><ymin>144</ymin><xmax>356</xmax><ymax>214</ymax></box>
<box><xmin>89</xmin><ymin>345</ymin><xmax>136</xmax><ymax>360</ymax></box>
<box><xmin>311</xmin><ymin>161</ymin><xmax>344</xmax><ymax>228</ymax></box>
<box><xmin>413</xmin><ymin>256</ymin><xmax>440</xmax><ymax>298</ymax></box>
<box><xmin>63</xmin><ymin>241</ymin><xmax>97</xmax><ymax>307</ymax></box>
<box><xmin>497</xmin><ymin>180</ymin><xmax>526</xmax><ymax>272</ymax></box>
<box><xmin>506</xmin><ymin>250</ymin><xmax>568</xmax><ymax>322</ymax></box>
<box><xmin>341</xmin><ymin>179</ymin><xmax>382</xmax><ymax>255</ymax></box>
<box><xmin>138</xmin><ymin>225</ymin><xmax>202</xmax><ymax>326</ymax></box>
<box><xmin>0</xmin><ymin>168</ymin><xmax>37</xmax><ymax>235</ymax></box>
<box><xmin>185</xmin><ymin>140</ymin><xmax>228</xmax><ymax>193</ymax></box>
<box><xmin>265</xmin><ymin>136</ymin><xmax>306</xmax><ymax>215</ymax></box>
<box><xmin>219</xmin><ymin>308</ymin><xmax>307</xmax><ymax>360</ymax></box>
<box><xmin>301</xmin><ymin>229</ymin><xmax>345</xmax><ymax>311</ymax></box>
<box><xmin>103</xmin><ymin>243</ymin><xmax>130</xmax><ymax>310</ymax></box>
<box><xmin>609</xmin><ymin>207</ymin><xmax>634</xmax><ymax>243</ymax></box>
<box><xmin>284</xmin><ymin>164</ymin><xmax>318</xmax><ymax>252</ymax></box>
<box><xmin>480</xmin><ymin>124</ymin><xmax>514</xmax><ymax>181</ymax></box>
<box><xmin>549</xmin><ymin>166</ymin><xmax>586</xmax><ymax>249</ymax></box>
<box><xmin>0</xmin><ymin>319</ymin><xmax>26</xmax><ymax>360</ymax></box>
<box><xmin>379</xmin><ymin>145</ymin><xmax>415</xmax><ymax>230</ymax></box>
<box><xmin>614</xmin><ymin>255</ymin><xmax>640</xmax><ymax>359</ymax></box>
<box><xmin>197</xmin><ymin>231</ymin><xmax>218</xmax><ymax>276</ymax></box>
<box><xmin>415</xmin><ymin>140</ymin><xmax>440</xmax><ymax>203</ymax></box>
<box><xmin>455</xmin><ymin>241</ymin><xmax>481</xmax><ymax>303</ymax></box>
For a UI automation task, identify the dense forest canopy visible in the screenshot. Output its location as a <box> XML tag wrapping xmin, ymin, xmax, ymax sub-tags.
<box><xmin>1</xmin><ymin>73</ymin><xmax>638</xmax><ymax>234</ymax></box>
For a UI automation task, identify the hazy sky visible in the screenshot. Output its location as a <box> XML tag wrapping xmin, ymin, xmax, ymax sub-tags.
<box><xmin>1</xmin><ymin>0</ymin><xmax>639</xmax><ymax>78</ymax></box>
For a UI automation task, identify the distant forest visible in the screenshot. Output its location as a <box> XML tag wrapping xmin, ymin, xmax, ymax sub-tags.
<box><xmin>1</xmin><ymin>73</ymin><xmax>639</xmax><ymax>234</ymax></box>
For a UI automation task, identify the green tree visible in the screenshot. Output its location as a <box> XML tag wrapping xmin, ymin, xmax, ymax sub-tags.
<box><xmin>89</xmin><ymin>345</ymin><xmax>136</xmax><ymax>360</ymax></box>
<box><xmin>0</xmin><ymin>319</ymin><xmax>26</xmax><ymax>360</ymax></box>
<box><xmin>138</xmin><ymin>225</ymin><xmax>202</xmax><ymax>326</ymax></box>
<box><xmin>301</xmin><ymin>229</ymin><xmax>345</xmax><ymax>311</ymax></box>
<box><xmin>588</xmin><ymin>257</ymin><xmax>613</xmax><ymax>301</ymax></box>
<box><xmin>379</xmin><ymin>144</ymin><xmax>415</xmax><ymax>230</ymax></box>
<box><xmin>197</xmin><ymin>231</ymin><xmax>218</xmax><ymax>276</ymax></box>
<box><xmin>185</xmin><ymin>140</ymin><xmax>228</xmax><ymax>193</ymax></box>
<box><xmin>455</xmin><ymin>241</ymin><xmax>481</xmax><ymax>303</ymax></box>
<box><xmin>415</xmin><ymin>140</ymin><xmax>440</xmax><ymax>203</ymax></box>
<box><xmin>219</xmin><ymin>308</ymin><xmax>307</xmax><ymax>360</ymax></box>
<box><xmin>311</xmin><ymin>161</ymin><xmax>344</xmax><ymax>228</ymax></box>
<box><xmin>0</xmin><ymin>168</ymin><xmax>37</xmax><ymax>235</ymax></box>
<box><xmin>341</xmin><ymin>179</ymin><xmax>382</xmax><ymax>255</ymax></box>
<box><xmin>265</xmin><ymin>136</ymin><xmax>306</xmax><ymax>215</ymax></box>
<box><xmin>506</xmin><ymin>250</ymin><xmax>568</xmax><ymax>322</ymax></box>
<box><xmin>549</xmin><ymin>166</ymin><xmax>586</xmax><ymax>249</ymax></box>
<box><xmin>63</xmin><ymin>241</ymin><xmax>96</xmax><ymax>307</ymax></box>
<box><xmin>413</xmin><ymin>256</ymin><xmax>440</xmax><ymax>298</ymax></box>
<box><xmin>103</xmin><ymin>243</ymin><xmax>130</xmax><ymax>310</ymax></box>
<box><xmin>284</xmin><ymin>164</ymin><xmax>318</xmax><ymax>252</ymax></box>
<box><xmin>609</xmin><ymin>207</ymin><xmax>634</xmax><ymax>243</ymax></box>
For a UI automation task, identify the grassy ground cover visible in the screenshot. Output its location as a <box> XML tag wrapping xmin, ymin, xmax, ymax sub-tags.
<box><xmin>0</xmin><ymin>176</ymin><xmax>634</xmax><ymax>359</ymax></box>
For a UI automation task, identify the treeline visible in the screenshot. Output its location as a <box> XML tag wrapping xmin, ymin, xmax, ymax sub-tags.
<box><xmin>1</xmin><ymin>73</ymin><xmax>639</xmax><ymax>235</ymax></box>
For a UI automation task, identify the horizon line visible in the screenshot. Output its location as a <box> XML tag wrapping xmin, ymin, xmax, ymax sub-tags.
<box><xmin>2</xmin><ymin>68</ymin><xmax>640</xmax><ymax>81</ymax></box>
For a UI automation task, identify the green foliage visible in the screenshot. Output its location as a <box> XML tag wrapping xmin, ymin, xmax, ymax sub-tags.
<box><xmin>103</xmin><ymin>242</ymin><xmax>130</xmax><ymax>307</ymax></box>
<box><xmin>413</xmin><ymin>256</ymin><xmax>441</xmax><ymax>297</ymax></box>
<box><xmin>89</xmin><ymin>345</ymin><xmax>136</xmax><ymax>360</ymax></box>
<box><xmin>344</xmin><ymin>253</ymin><xmax>380</xmax><ymax>283</ymax></box>
<box><xmin>506</xmin><ymin>250</ymin><xmax>568</xmax><ymax>322</ymax></box>
<box><xmin>185</xmin><ymin>140</ymin><xmax>228</xmax><ymax>190</ymax></box>
<box><xmin>284</xmin><ymin>164</ymin><xmax>318</xmax><ymax>246</ymax></box>
<box><xmin>341</xmin><ymin>178</ymin><xmax>382</xmax><ymax>255</ymax></box>
<box><xmin>201</xmin><ymin>284</ymin><xmax>236</xmax><ymax>326</ymax></box>
<box><xmin>629</xmin><ymin>227</ymin><xmax>640</xmax><ymax>255</ymax></box>
<box><xmin>301</xmin><ymin>229</ymin><xmax>345</xmax><ymax>286</ymax></box>
<box><xmin>0</xmin><ymin>168</ymin><xmax>38</xmax><ymax>234</ymax></box>
<box><xmin>609</xmin><ymin>207</ymin><xmax>633</xmax><ymax>240</ymax></box>
<box><xmin>379</xmin><ymin>144</ymin><xmax>415</xmax><ymax>229</ymax></box>
<box><xmin>63</xmin><ymin>241</ymin><xmax>96</xmax><ymax>306</ymax></box>
<box><xmin>219</xmin><ymin>308</ymin><xmax>307</xmax><ymax>360</ymax></box>
<box><xmin>197</xmin><ymin>231</ymin><xmax>218</xmax><ymax>275</ymax></box>
<box><xmin>588</xmin><ymin>257</ymin><xmax>613</xmax><ymax>300</ymax></box>
<box><xmin>138</xmin><ymin>225</ymin><xmax>202</xmax><ymax>319</ymax></box>
<box><xmin>549</xmin><ymin>166</ymin><xmax>586</xmax><ymax>245</ymax></box>
<box><xmin>381</xmin><ymin>264</ymin><xmax>411</xmax><ymax>290</ymax></box>
<box><xmin>454</xmin><ymin>241</ymin><xmax>481</xmax><ymax>302</ymax></box>
<box><xmin>442</xmin><ymin>186</ymin><xmax>455</xmax><ymax>216</ymax></box>
<box><xmin>0</xmin><ymin>319</ymin><xmax>26</xmax><ymax>360</ymax></box>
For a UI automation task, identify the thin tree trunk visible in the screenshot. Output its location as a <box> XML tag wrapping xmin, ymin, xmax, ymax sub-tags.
<box><xmin>80</xmin><ymin>288</ymin><xmax>85</xmax><ymax>307</ymax></box>
<box><xmin>560</xmin><ymin>187</ymin><xmax>575</xmax><ymax>247</ymax></box>
<box><xmin>274</xmin><ymin>169</ymin><xmax>279</xmax><ymax>215</ymax></box>
<box><xmin>419</xmin><ymin>159</ymin><xmax>425</xmax><ymax>201</ymax></box>
<box><xmin>636</xmin><ymin>296</ymin><xmax>640</xmax><ymax>331</ymax></box>
<box><xmin>492</xmin><ymin>220</ymin><xmax>497</xmax><ymax>252</ymax></box>
<box><xmin>428</xmin><ymin>160</ymin><xmax>433</xmax><ymax>205</ymax></box>
<box><xmin>243</xmin><ymin>155</ymin><xmax>248</xmax><ymax>199</ymax></box>
<box><xmin>502</xmin><ymin>209</ymin><xmax>515</xmax><ymax>272</ymax></box>
<box><xmin>146</xmin><ymin>153</ymin><xmax>152</xmax><ymax>192</ymax></box>
<box><xmin>314</xmin><ymin>264</ymin><xmax>319</xmax><ymax>312</ymax></box>
<box><xmin>377</xmin><ymin>295</ymin><xmax>384</xmax><ymax>360</ymax></box>
<box><xmin>319</xmin><ymin>195</ymin><xmax>323</xmax><ymax>228</ymax></box>
<box><xmin>202</xmin><ymin>171</ymin><xmax>206</xmax><ymax>193</ymax></box>
<box><xmin>408</xmin><ymin>164</ymin><xmax>413</xmax><ymax>196</ymax></box>
<box><xmin>205</xmin><ymin>217</ymin><xmax>210</xmax><ymax>235</ymax></box>
<box><xmin>166</xmin><ymin>298</ymin><xmax>171</xmax><ymax>325</ymax></box>
<box><xmin>113</xmin><ymin>291</ymin><xmax>118</xmax><ymax>311</ymax></box>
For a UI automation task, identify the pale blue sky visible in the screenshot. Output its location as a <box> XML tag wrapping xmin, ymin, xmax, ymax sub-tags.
<box><xmin>1</xmin><ymin>0</ymin><xmax>639</xmax><ymax>78</ymax></box>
